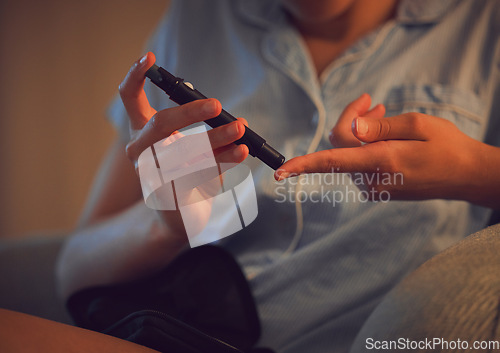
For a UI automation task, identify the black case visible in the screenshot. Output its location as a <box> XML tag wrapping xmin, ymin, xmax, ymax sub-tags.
<box><xmin>67</xmin><ymin>246</ymin><xmax>270</xmax><ymax>353</ymax></box>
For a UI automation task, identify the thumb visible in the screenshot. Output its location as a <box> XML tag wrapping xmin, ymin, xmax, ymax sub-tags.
<box><xmin>352</xmin><ymin>114</ymin><xmax>430</xmax><ymax>143</ymax></box>
<box><xmin>119</xmin><ymin>52</ymin><xmax>157</xmax><ymax>130</ymax></box>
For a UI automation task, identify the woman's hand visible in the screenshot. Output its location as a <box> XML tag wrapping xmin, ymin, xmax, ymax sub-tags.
<box><xmin>275</xmin><ymin>94</ymin><xmax>500</xmax><ymax>208</ymax></box>
<box><xmin>119</xmin><ymin>52</ymin><xmax>250</xmax><ymax>240</ymax></box>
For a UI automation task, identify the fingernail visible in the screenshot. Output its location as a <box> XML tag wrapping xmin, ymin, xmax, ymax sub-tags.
<box><xmin>203</xmin><ymin>100</ymin><xmax>218</xmax><ymax>115</ymax></box>
<box><xmin>355</xmin><ymin>118</ymin><xmax>369</xmax><ymax>136</ymax></box>
<box><xmin>139</xmin><ymin>54</ymin><xmax>148</xmax><ymax>67</ymax></box>
<box><xmin>227</xmin><ymin>122</ymin><xmax>239</xmax><ymax>137</ymax></box>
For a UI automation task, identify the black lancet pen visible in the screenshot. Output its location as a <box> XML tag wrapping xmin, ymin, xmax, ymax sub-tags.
<box><xmin>145</xmin><ymin>64</ymin><xmax>286</xmax><ymax>170</ymax></box>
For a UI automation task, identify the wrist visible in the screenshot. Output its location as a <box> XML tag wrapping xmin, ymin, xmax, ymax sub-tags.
<box><xmin>460</xmin><ymin>140</ymin><xmax>500</xmax><ymax>209</ymax></box>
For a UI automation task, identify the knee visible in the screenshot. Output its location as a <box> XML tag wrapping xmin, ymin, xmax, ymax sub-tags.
<box><xmin>350</xmin><ymin>224</ymin><xmax>500</xmax><ymax>352</ymax></box>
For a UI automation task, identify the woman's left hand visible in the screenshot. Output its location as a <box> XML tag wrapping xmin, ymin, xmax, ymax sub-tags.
<box><xmin>275</xmin><ymin>94</ymin><xmax>500</xmax><ymax>208</ymax></box>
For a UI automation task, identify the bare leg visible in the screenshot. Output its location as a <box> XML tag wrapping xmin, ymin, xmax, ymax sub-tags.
<box><xmin>0</xmin><ymin>309</ymin><xmax>159</xmax><ymax>353</ymax></box>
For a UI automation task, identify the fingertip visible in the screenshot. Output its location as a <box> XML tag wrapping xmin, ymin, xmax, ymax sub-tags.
<box><xmin>213</xmin><ymin>98</ymin><xmax>222</xmax><ymax>112</ymax></box>
<box><xmin>201</xmin><ymin>98</ymin><xmax>222</xmax><ymax>116</ymax></box>
<box><xmin>240</xmin><ymin>143</ymin><xmax>249</xmax><ymax>158</ymax></box>
<box><xmin>137</xmin><ymin>52</ymin><xmax>156</xmax><ymax>71</ymax></box>
<box><xmin>241</xmin><ymin>143</ymin><xmax>249</xmax><ymax>155</ymax></box>
<box><xmin>146</xmin><ymin>51</ymin><xmax>156</xmax><ymax>64</ymax></box>
<box><xmin>273</xmin><ymin>162</ymin><xmax>301</xmax><ymax>181</ymax></box>
<box><xmin>346</xmin><ymin>93</ymin><xmax>372</xmax><ymax>116</ymax></box>
<box><xmin>237</xmin><ymin>117</ymin><xmax>249</xmax><ymax>127</ymax></box>
<box><xmin>274</xmin><ymin>168</ymin><xmax>289</xmax><ymax>181</ymax></box>
<box><xmin>235</xmin><ymin>121</ymin><xmax>246</xmax><ymax>139</ymax></box>
<box><xmin>378</xmin><ymin>104</ymin><xmax>386</xmax><ymax>116</ymax></box>
<box><xmin>373</xmin><ymin>103</ymin><xmax>386</xmax><ymax>115</ymax></box>
<box><xmin>121</xmin><ymin>53</ymin><xmax>155</xmax><ymax>96</ymax></box>
<box><xmin>358</xmin><ymin>93</ymin><xmax>371</xmax><ymax>104</ymax></box>
<box><xmin>233</xmin><ymin>144</ymin><xmax>249</xmax><ymax>162</ymax></box>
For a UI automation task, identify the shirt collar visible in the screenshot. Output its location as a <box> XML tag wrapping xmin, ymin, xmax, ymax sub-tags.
<box><xmin>235</xmin><ymin>0</ymin><xmax>460</xmax><ymax>29</ymax></box>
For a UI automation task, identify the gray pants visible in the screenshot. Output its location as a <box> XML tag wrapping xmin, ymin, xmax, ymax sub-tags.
<box><xmin>350</xmin><ymin>223</ymin><xmax>500</xmax><ymax>352</ymax></box>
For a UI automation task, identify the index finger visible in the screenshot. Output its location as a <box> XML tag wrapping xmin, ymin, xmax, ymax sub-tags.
<box><xmin>118</xmin><ymin>52</ymin><xmax>157</xmax><ymax>130</ymax></box>
<box><xmin>274</xmin><ymin>146</ymin><xmax>384</xmax><ymax>180</ymax></box>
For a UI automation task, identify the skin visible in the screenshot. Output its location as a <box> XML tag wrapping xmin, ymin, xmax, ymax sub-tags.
<box><xmin>274</xmin><ymin>94</ymin><xmax>500</xmax><ymax>209</ymax></box>
<box><xmin>281</xmin><ymin>0</ymin><xmax>399</xmax><ymax>74</ymax></box>
<box><xmin>0</xmin><ymin>309</ymin><xmax>159</xmax><ymax>353</ymax></box>
<box><xmin>4</xmin><ymin>1</ymin><xmax>499</xmax><ymax>352</ymax></box>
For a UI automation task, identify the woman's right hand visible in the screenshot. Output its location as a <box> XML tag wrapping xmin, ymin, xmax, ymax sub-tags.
<box><xmin>119</xmin><ymin>52</ymin><xmax>249</xmax><ymax>242</ymax></box>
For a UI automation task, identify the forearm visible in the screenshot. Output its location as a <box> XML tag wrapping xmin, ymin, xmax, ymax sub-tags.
<box><xmin>56</xmin><ymin>202</ymin><xmax>187</xmax><ymax>300</ymax></box>
<box><xmin>78</xmin><ymin>139</ymin><xmax>143</xmax><ymax>228</ymax></box>
<box><xmin>464</xmin><ymin>142</ymin><xmax>500</xmax><ymax>210</ymax></box>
